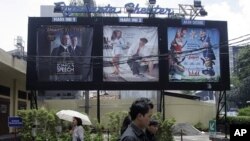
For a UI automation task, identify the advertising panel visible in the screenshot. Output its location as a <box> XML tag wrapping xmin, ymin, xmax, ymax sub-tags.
<box><xmin>27</xmin><ymin>17</ymin><xmax>229</xmax><ymax>90</ymax></box>
<box><xmin>168</xmin><ymin>27</ymin><xmax>220</xmax><ymax>82</ymax></box>
<box><xmin>103</xmin><ymin>26</ymin><xmax>159</xmax><ymax>82</ymax></box>
<box><xmin>36</xmin><ymin>25</ymin><xmax>93</xmax><ymax>82</ymax></box>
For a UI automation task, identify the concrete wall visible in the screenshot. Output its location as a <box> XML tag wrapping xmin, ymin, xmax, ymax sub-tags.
<box><xmin>40</xmin><ymin>96</ymin><xmax>215</xmax><ymax>128</ymax></box>
<box><xmin>165</xmin><ymin>96</ymin><xmax>216</xmax><ymax>128</ymax></box>
<box><xmin>39</xmin><ymin>98</ymin><xmax>158</xmax><ymax>124</ymax></box>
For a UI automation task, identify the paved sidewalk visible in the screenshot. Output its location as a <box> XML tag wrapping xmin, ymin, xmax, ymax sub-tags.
<box><xmin>0</xmin><ymin>134</ymin><xmax>21</xmax><ymax>141</ymax></box>
<box><xmin>174</xmin><ymin>134</ymin><xmax>211</xmax><ymax>141</ymax></box>
<box><xmin>174</xmin><ymin>132</ymin><xmax>230</xmax><ymax>141</ymax></box>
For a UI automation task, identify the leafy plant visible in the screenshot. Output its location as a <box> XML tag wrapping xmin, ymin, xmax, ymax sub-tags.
<box><xmin>106</xmin><ymin>111</ymin><xmax>128</xmax><ymax>141</ymax></box>
<box><xmin>153</xmin><ymin>112</ymin><xmax>175</xmax><ymax>141</ymax></box>
<box><xmin>91</xmin><ymin>119</ymin><xmax>104</xmax><ymax>141</ymax></box>
<box><xmin>17</xmin><ymin>108</ymin><xmax>70</xmax><ymax>141</ymax></box>
<box><xmin>238</xmin><ymin>106</ymin><xmax>250</xmax><ymax>116</ymax></box>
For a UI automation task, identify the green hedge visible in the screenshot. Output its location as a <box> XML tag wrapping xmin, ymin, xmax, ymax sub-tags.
<box><xmin>227</xmin><ymin>116</ymin><xmax>250</xmax><ymax>125</ymax></box>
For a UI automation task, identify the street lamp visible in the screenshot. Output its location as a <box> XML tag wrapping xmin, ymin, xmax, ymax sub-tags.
<box><xmin>194</xmin><ymin>0</ymin><xmax>202</xmax><ymax>8</ymax></box>
<box><xmin>125</xmin><ymin>3</ymin><xmax>134</xmax><ymax>17</ymax></box>
<box><xmin>194</xmin><ymin>0</ymin><xmax>208</xmax><ymax>17</ymax></box>
<box><xmin>149</xmin><ymin>0</ymin><xmax>156</xmax><ymax>5</ymax></box>
<box><xmin>199</xmin><ymin>7</ymin><xmax>208</xmax><ymax>16</ymax></box>
<box><xmin>54</xmin><ymin>2</ymin><xmax>66</xmax><ymax>13</ymax></box>
<box><xmin>148</xmin><ymin>0</ymin><xmax>156</xmax><ymax>18</ymax></box>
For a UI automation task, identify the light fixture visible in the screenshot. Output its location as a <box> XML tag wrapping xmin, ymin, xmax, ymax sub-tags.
<box><xmin>149</xmin><ymin>0</ymin><xmax>156</xmax><ymax>5</ymax></box>
<box><xmin>199</xmin><ymin>7</ymin><xmax>208</xmax><ymax>16</ymax></box>
<box><xmin>194</xmin><ymin>0</ymin><xmax>202</xmax><ymax>8</ymax></box>
<box><xmin>54</xmin><ymin>2</ymin><xmax>66</xmax><ymax>13</ymax></box>
<box><xmin>125</xmin><ymin>3</ymin><xmax>134</xmax><ymax>13</ymax></box>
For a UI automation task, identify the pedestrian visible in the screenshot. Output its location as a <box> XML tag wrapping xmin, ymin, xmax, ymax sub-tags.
<box><xmin>72</xmin><ymin>117</ymin><xmax>84</xmax><ymax>141</ymax></box>
<box><xmin>146</xmin><ymin>120</ymin><xmax>159</xmax><ymax>141</ymax></box>
<box><xmin>119</xmin><ymin>97</ymin><xmax>154</xmax><ymax>141</ymax></box>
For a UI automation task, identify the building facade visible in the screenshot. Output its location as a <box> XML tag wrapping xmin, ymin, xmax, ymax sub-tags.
<box><xmin>0</xmin><ymin>48</ymin><xmax>28</xmax><ymax>135</ymax></box>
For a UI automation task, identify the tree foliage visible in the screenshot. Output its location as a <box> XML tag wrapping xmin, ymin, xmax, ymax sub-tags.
<box><xmin>238</xmin><ymin>106</ymin><xmax>250</xmax><ymax>116</ymax></box>
<box><xmin>237</xmin><ymin>46</ymin><xmax>250</xmax><ymax>81</ymax></box>
<box><xmin>228</xmin><ymin>45</ymin><xmax>250</xmax><ymax>108</ymax></box>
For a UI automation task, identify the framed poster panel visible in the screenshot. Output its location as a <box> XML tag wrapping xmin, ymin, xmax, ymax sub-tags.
<box><xmin>27</xmin><ymin>17</ymin><xmax>97</xmax><ymax>90</ymax></box>
<box><xmin>103</xmin><ymin>25</ymin><xmax>159</xmax><ymax>82</ymax></box>
<box><xmin>164</xmin><ymin>19</ymin><xmax>230</xmax><ymax>90</ymax></box>
<box><xmin>36</xmin><ymin>25</ymin><xmax>93</xmax><ymax>82</ymax></box>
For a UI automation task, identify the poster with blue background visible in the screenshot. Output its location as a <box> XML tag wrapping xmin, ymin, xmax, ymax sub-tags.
<box><xmin>168</xmin><ymin>27</ymin><xmax>220</xmax><ymax>82</ymax></box>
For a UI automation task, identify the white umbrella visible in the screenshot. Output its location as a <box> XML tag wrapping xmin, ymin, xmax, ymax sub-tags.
<box><xmin>56</xmin><ymin>110</ymin><xmax>92</xmax><ymax>125</ymax></box>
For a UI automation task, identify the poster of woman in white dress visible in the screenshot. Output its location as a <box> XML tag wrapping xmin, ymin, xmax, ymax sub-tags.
<box><xmin>103</xmin><ymin>26</ymin><xmax>159</xmax><ymax>82</ymax></box>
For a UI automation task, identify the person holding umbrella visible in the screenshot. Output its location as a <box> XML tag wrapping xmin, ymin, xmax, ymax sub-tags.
<box><xmin>72</xmin><ymin>117</ymin><xmax>84</xmax><ymax>141</ymax></box>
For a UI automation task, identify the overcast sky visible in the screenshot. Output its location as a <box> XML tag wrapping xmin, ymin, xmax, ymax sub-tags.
<box><xmin>0</xmin><ymin>0</ymin><xmax>249</xmax><ymax>51</ymax></box>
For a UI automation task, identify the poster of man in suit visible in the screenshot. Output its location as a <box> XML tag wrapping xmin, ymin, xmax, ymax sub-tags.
<box><xmin>36</xmin><ymin>25</ymin><xmax>93</xmax><ymax>82</ymax></box>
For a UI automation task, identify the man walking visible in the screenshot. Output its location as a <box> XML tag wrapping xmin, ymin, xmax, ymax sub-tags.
<box><xmin>119</xmin><ymin>97</ymin><xmax>154</xmax><ymax>141</ymax></box>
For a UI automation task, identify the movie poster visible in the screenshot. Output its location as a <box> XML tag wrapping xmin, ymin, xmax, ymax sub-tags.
<box><xmin>103</xmin><ymin>26</ymin><xmax>159</xmax><ymax>82</ymax></box>
<box><xmin>168</xmin><ymin>27</ymin><xmax>220</xmax><ymax>82</ymax></box>
<box><xmin>36</xmin><ymin>25</ymin><xmax>93</xmax><ymax>82</ymax></box>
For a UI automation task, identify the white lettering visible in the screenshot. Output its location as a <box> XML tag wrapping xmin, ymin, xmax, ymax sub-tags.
<box><xmin>234</xmin><ymin>129</ymin><xmax>247</xmax><ymax>136</ymax></box>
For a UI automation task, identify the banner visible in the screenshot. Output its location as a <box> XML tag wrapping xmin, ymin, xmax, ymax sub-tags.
<box><xmin>103</xmin><ymin>26</ymin><xmax>159</xmax><ymax>82</ymax></box>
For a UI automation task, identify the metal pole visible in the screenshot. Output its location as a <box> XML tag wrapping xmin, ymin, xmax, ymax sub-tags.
<box><xmin>107</xmin><ymin>129</ymin><xmax>109</xmax><ymax>141</ymax></box>
<box><xmin>85</xmin><ymin>90</ymin><xmax>89</xmax><ymax>114</ymax></box>
<box><xmin>180</xmin><ymin>129</ymin><xmax>183</xmax><ymax>141</ymax></box>
<box><xmin>97</xmin><ymin>90</ymin><xmax>100</xmax><ymax>123</ymax></box>
<box><xmin>162</xmin><ymin>90</ymin><xmax>165</xmax><ymax>120</ymax></box>
<box><xmin>157</xmin><ymin>90</ymin><xmax>161</xmax><ymax>112</ymax></box>
<box><xmin>14</xmin><ymin>128</ymin><xmax>16</xmax><ymax>141</ymax></box>
<box><xmin>224</xmin><ymin>90</ymin><xmax>227</xmax><ymax>139</ymax></box>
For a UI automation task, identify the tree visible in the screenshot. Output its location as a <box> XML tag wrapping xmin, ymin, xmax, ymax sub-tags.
<box><xmin>237</xmin><ymin>46</ymin><xmax>250</xmax><ymax>81</ymax></box>
<box><xmin>228</xmin><ymin>45</ymin><xmax>250</xmax><ymax>108</ymax></box>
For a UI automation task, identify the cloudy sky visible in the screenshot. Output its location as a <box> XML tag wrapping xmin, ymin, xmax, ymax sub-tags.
<box><xmin>0</xmin><ymin>0</ymin><xmax>249</xmax><ymax>51</ymax></box>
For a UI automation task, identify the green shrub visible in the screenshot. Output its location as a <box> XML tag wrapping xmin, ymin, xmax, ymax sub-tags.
<box><xmin>91</xmin><ymin>119</ymin><xmax>104</xmax><ymax>141</ymax></box>
<box><xmin>238</xmin><ymin>106</ymin><xmax>250</xmax><ymax>116</ymax></box>
<box><xmin>227</xmin><ymin>116</ymin><xmax>250</xmax><ymax>125</ymax></box>
<box><xmin>153</xmin><ymin>113</ymin><xmax>175</xmax><ymax>141</ymax></box>
<box><xmin>17</xmin><ymin>108</ymin><xmax>70</xmax><ymax>141</ymax></box>
<box><xmin>106</xmin><ymin>111</ymin><xmax>128</xmax><ymax>141</ymax></box>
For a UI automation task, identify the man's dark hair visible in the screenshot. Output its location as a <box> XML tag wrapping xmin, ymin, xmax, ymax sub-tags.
<box><xmin>129</xmin><ymin>97</ymin><xmax>153</xmax><ymax>120</ymax></box>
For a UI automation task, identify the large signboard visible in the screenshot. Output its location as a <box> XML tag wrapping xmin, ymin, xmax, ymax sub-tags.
<box><xmin>36</xmin><ymin>25</ymin><xmax>93</xmax><ymax>82</ymax></box>
<box><xmin>103</xmin><ymin>26</ymin><xmax>159</xmax><ymax>82</ymax></box>
<box><xmin>168</xmin><ymin>27</ymin><xmax>220</xmax><ymax>82</ymax></box>
<box><xmin>27</xmin><ymin>17</ymin><xmax>230</xmax><ymax>90</ymax></box>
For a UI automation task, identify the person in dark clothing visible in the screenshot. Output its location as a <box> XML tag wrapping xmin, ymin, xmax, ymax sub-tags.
<box><xmin>127</xmin><ymin>38</ymin><xmax>152</xmax><ymax>76</ymax></box>
<box><xmin>146</xmin><ymin>120</ymin><xmax>159</xmax><ymax>141</ymax></box>
<box><xmin>51</xmin><ymin>32</ymin><xmax>72</xmax><ymax>57</ymax></box>
<box><xmin>50</xmin><ymin>32</ymin><xmax>75</xmax><ymax>81</ymax></box>
<box><xmin>120</xmin><ymin>115</ymin><xmax>131</xmax><ymax>135</ymax></box>
<box><xmin>69</xmin><ymin>35</ymin><xmax>83</xmax><ymax>76</ymax></box>
<box><xmin>119</xmin><ymin>97</ymin><xmax>154</xmax><ymax>141</ymax></box>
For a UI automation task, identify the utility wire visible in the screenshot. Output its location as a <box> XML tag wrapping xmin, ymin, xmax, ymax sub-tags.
<box><xmin>24</xmin><ymin>33</ymin><xmax>250</xmax><ymax>67</ymax></box>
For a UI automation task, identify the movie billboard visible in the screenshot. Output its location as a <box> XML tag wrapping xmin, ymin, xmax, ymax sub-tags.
<box><xmin>36</xmin><ymin>25</ymin><xmax>93</xmax><ymax>82</ymax></box>
<box><xmin>168</xmin><ymin>27</ymin><xmax>220</xmax><ymax>82</ymax></box>
<box><xmin>103</xmin><ymin>26</ymin><xmax>159</xmax><ymax>82</ymax></box>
